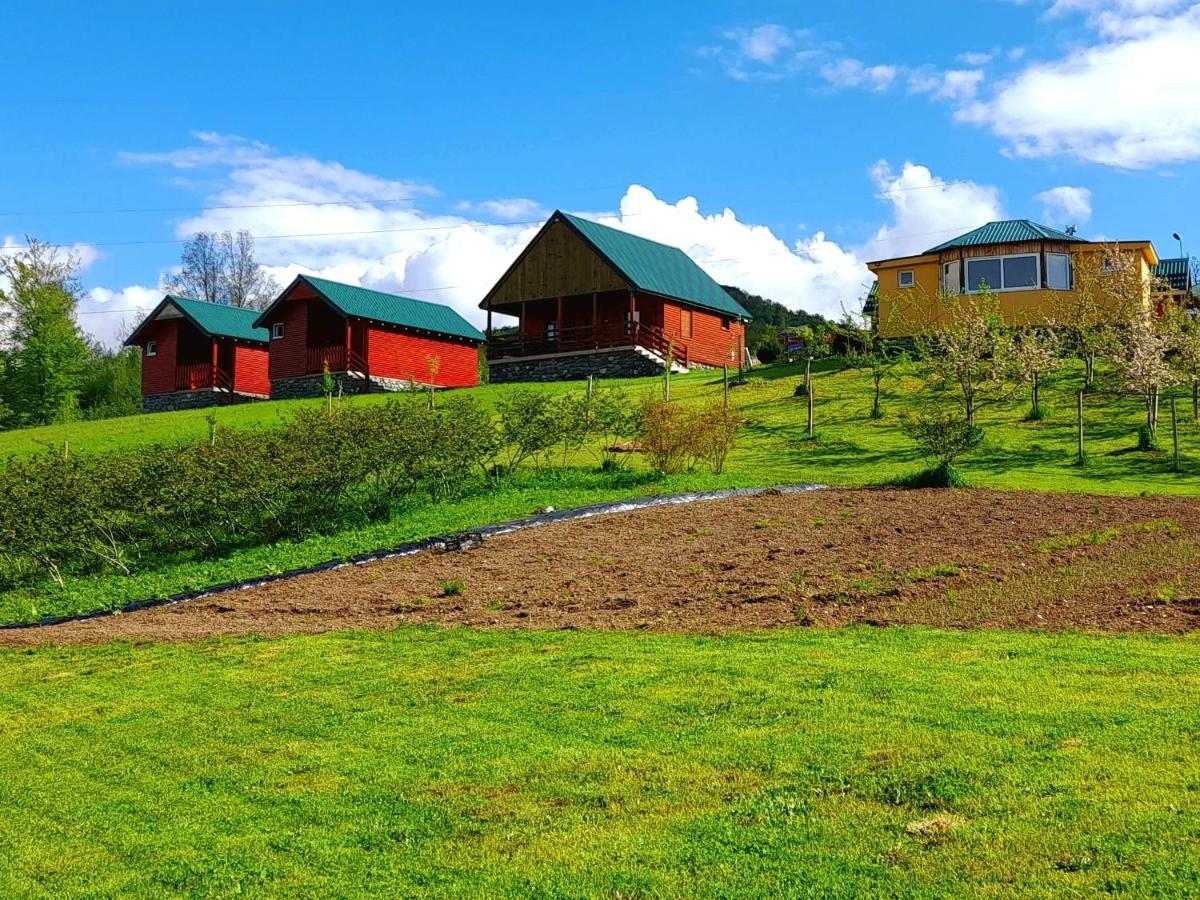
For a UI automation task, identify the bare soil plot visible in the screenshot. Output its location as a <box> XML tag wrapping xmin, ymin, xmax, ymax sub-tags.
<box><xmin>7</xmin><ymin>488</ymin><xmax>1200</xmax><ymax>646</ymax></box>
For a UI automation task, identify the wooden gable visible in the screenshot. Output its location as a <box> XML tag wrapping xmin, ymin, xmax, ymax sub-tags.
<box><xmin>485</xmin><ymin>217</ymin><xmax>631</xmax><ymax>308</ymax></box>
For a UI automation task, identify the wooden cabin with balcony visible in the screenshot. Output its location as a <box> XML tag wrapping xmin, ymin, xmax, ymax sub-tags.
<box><xmin>253</xmin><ymin>275</ymin><xmax>485</xmax><ymax>399</ymax></box>
<box><xmin>481</xmin><ymin>211</ymin><xmax>750</xmax><ymax>382</ymax></box>
<box><xmin>125</xmin><ymin>295</ymin><xmax>270</xmax><ymax>412</ymax></box>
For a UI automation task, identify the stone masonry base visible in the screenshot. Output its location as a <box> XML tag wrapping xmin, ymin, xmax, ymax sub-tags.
<box><xmin>142</xmin><ymin>390</ymin><xmax>267</xmax><ymax>413</ymax></box>
<box><xmin>488</xmin><ymin>348</ymin><xmax>666</xmax><ymax>383</ymax></box>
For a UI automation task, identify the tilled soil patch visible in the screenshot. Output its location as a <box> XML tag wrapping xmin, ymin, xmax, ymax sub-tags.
<box><xmin>7</xmin><ymin>488</ymin><xmax>1200</xmax><ymax>646</ymax></box>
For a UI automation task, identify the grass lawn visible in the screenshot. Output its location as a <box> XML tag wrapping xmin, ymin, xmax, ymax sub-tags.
<box><xmin>2</xmin><ymin>625</ymin><xmax>1197</xmax><ymax>896</ymax></box>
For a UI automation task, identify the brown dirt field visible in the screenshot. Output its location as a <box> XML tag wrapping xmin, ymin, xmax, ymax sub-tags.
<box><xmin>7</xmin><ymin>488</ymin><xmax>1200</xmax><ymax>646</ymax></box>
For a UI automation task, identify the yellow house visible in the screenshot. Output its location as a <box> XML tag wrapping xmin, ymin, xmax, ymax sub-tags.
<box><xmin>866</xmin><ymin>219</ymin><xmax>1161</xmax><ymax>336</ymax></box>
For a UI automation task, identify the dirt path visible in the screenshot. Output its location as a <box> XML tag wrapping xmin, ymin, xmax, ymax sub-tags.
<box><xmin>7</xmin><ymin>488</ymin><xmax>1200</xmax><ymax>646</ymax></box>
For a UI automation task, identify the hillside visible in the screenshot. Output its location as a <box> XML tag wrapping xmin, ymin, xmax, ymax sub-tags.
<box><xmin>723</xmin><ymin>285</ymin><xmax>832</xmax><ymax>350</ymax></box>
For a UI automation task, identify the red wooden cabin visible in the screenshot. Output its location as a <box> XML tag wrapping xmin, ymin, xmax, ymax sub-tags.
<box><xmin>481</xmin><ymin>211</ymin><xmax>750</xmax><ymax>381</ymax></box>
<box><xmin>125</xmin><ymin>295</ymin><xmax>270</xmax><ymax>411</ymax></box>
<box><xmin>253</xmin><ymin>276</ymin><xmax>485</xmax><ymax>398</ymax></box>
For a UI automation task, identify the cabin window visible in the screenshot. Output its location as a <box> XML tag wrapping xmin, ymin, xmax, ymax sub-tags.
<box><xmin>966</xmin><ymin>254</ymin><xmax>1039</xmax><ymax>292</ymax></box>
<box><xmin>898</xmin><ymin>270</ymin><xmax>916</xmax><ymax>288</ymax></box>
<box><xmin>271</xmin><ymin>322</ymin><xmax>285</xmax><ymax>340</ymax></box>
<box><xmin>145</xmin><ymin>340</ymin><xmax>157</xmax><ymax>357</ymax></box>
<box><xmin>1046</xmin><ymin>253</ymin><xmax>1073</xmax><ymax>290</ymax></box>
<box><xmin>941</xmin><ymin>261</ymin><xmax>961</xmax><ymax>296</ymax></box>
<box><xmin>545</xmin><ymin>321</ymin><xmax>557</xmax><ymax>342</ymax></box>
<box><xmin>721</xmin><ymin>316</ymin><xmax>731</xmax><ymax>330</ymax></box>
<box><xmin>680</xmin><ymin>308</ymin><xmax>693</xmax><ymax>339</ymax></box>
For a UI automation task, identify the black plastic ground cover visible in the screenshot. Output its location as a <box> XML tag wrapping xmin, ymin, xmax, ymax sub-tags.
<box><xmin>5</xmin><ymin>484</ymin><xmax>825</xmax><ymax>631</ymax></box>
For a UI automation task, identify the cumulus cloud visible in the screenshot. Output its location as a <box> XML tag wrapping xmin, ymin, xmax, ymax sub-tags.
<box><xmin>862</xmin><ymin>162</ymin><xmax>1004</xmax><ymax>260</ymax></box>
<box><xmin>84</xmin><ymin>134</ymin><xmax>999</xmax><ymax>343</ymax></box>
<box><xmin>1035</xmin><ymin>185</ymin><xmax>1093</xmax><ymax>226</ymax></box>
<box><xmin>959</xmin><ymin>2</ymin><xmax>1200</xmax><ymax>167</ymax></box>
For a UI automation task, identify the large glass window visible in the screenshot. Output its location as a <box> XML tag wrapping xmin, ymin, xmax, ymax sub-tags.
<box><xmin>966</xmin><ymin>254</ymin><xmax>1040</xmax><ymax>292</ymax></box>
<box><xmin>967</xmin><ymin>258</ymin><xmax>1002</xmax><ymax>292</ymax></box>
<box><xmin>1046</xmin><ymin>253</ymin><xmax>1072</xmax><ymax>290</ymax></box>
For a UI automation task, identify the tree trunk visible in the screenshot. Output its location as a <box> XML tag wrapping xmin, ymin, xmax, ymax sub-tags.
<box><xmin>872</xmin><ymin>375</ymin><xmax>881</xmax><ymax>418</ymax></box>
<box><xmin>966</xmin><ymin>394</ymin><xmax>975</xmax><ymax>428</ymax></box>
<box><xmin>1193</xmin><ymin>378</ymin><xmax>1198</xmax><ymax>423</ymax></box>
<box><xmin>1084</xmin><ymin>353</ymin><xmax>1095</xmax><ymax>389</ymax></box>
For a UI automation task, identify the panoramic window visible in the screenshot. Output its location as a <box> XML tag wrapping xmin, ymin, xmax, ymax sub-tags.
<box><xmin>145</xmin><ymin>340</ymin><xmax>157</xmax><ymax>357</ymax></box>
<box><xmin>271</xmin><ymin>322</ymin><xmax>285</xmax><ymax>340</ymax></box>
<box><xmin>966</xmin><ymin>254</ymin><xmax>1039</xmax><ymax>292</ymax></box>
<box><xmin>1046</xmin><ymin>253</ymin><xmax>1073</xmax><ymax>290</ymax></box>
<box><xmin>898</xmin><ymin>270</ymin><xmax>915</xmax><ymax>288</ymax></box>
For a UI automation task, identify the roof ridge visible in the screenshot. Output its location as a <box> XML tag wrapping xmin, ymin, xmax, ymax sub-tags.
<box><xmin>301</xmin><ymin>274</ymin><xmax>449</xmax><ymax>310</ymax></box>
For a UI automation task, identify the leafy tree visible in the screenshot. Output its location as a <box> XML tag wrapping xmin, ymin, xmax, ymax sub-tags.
<box><xmin>0</xmin><ymin>239</ymin><xmax>91</xmax><ymax>425</ymax></box>
<box><xmin>166</xmin><ymin>230</ymin><xmax>278</xmax><ymax>309</ymax></box>
<box><xmin>837</xmin><ymin>312</ymin><xmax>907</xmax><ymax>419</ymax></box>
<box><xmin>1013</xmin><ymin>328</ymin><xmax>1060</xmax><ymax>421</ymax></box>
<box><xmin>78</xmin><ymin>345</ymin><xmax>142</xmax><ymax>419</ymax></box>
<box><xmin>911</xmin><ymin>290</ymin><xmax>1020</xmax><ymax>427</ymax></box>
<box><xmin>900</xmin><ymin>406</ymin><xmax>984</xmax><ymax>487</ymax></box>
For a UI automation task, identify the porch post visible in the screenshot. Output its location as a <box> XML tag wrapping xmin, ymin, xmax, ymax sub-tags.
<box><xmin>556</xmin><ymin>296</ymin><xmax>563</xmax><ymax>346</ymax></box>
<box><xmin>592</xmin><ymin>292</ymin><xmax>598</xmax><ymax>348</ymax></box>
<box><xmin>520</xmin><ymin>300</ymin><xmax>527</xmax><ymax>354</ymax></box>
<box><xmin>628</xmin><ymin>291</ymin><xmax>636</xmax><ymax>342</ymax></box>
<box><xmin>486</xmin><ymin>304</ymin><xmax>492</xmax><ymax>338</ymax></box>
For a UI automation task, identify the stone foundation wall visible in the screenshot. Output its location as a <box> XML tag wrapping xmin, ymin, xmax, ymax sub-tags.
<box><xmin>142</xmin><ymin>390</ymin><xmax>267</xmax><ymax>413</ymax></box>
<box><xmin>488</xmin><ymin>349</ymin><xmax>665</xmax><ymax>383</ymax></box>
<box><xmin>268</xmin><ymin>372</ymin><xmax>421</xmax><ymax>400</ymax></box>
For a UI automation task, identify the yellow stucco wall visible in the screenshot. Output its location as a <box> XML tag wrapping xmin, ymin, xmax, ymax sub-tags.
<box><xmin>869</xmin><ymin>244</ymin><xmax>1157</xmax><ymax>337</ymax></box>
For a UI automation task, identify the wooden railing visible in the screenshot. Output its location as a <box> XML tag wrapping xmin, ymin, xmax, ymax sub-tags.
<box><xmin>175</xmin><ymin>363</ymin><xmax>233</xmax><ymax>391</ymax></box>
<box><xmin>487</xmin><ymin>322</ymin><xmax>688</xmax><ymax>367</ymax></box>
<box><xmin>306</xmin><ymin>345</ymin><xmax>346</xmax><ymax>374</ymax></box>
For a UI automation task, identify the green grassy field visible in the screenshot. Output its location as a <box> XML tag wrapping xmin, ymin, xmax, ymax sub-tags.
<box><xmin>3</xmin><ymin>626</ymin><xmax>1197</xmax><ymax>896</ymax></box>
<box><xmin>3</xmin><ymin>364</ymin><xmax>1200</xmax><ymax>896</ymax></box>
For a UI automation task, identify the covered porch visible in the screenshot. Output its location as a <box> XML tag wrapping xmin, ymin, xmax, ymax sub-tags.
<box><xmin>173</xmin><ymin>320</ymin><xmax>230</xmax><ymax>392</ymax></box>
<box><xmin>302</xmin><ymin>300</ymin><xmax>368</xmax><ymax>375</ymax></box>
<box><xmin>486</xmin><ymin>290</ymin><xmax>686</xmax><ymax>367</ymax></box>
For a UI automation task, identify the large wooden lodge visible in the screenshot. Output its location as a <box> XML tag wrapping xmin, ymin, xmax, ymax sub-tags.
<box><xmin>481</xmin><ymin>211</ymin><xmax>750</xmax><ymax>381</ymax></box>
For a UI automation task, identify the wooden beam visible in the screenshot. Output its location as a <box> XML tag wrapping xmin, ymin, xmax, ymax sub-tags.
<box><xmin>556</xmin><ymin>296</ymin><xmax>563</xmax><ymax>343</ymax></box>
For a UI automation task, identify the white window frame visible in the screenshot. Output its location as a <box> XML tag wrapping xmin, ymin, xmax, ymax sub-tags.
<box><xmin>145</xmin><ymin>340</ymin><xmax>157</xmax><ymax>357</ymax></box>
<box><xmin>898</xmin><ymin>269</ymin><xmax>916</xmax><ymax>289</ymax></box>
<box><xmin>271</xmin><ymin>322</ymin><xmax>285</xmax><ymax>340</ymax></box>
<box><xmin>1045</xmin><ymin>252</ymin><xmax>1073</xmax><ymax>291</ymax></box>
<box><xmin>965</xmin><ymin>253</ymin><xmax>1040</xmax><ymax>293</ymax></box>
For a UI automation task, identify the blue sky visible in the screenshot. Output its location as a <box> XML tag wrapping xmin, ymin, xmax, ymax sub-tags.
<box><xmin>2</xmin><ymin>0</ymin><xmax>1197</xmax><ymax>344</ymax></box>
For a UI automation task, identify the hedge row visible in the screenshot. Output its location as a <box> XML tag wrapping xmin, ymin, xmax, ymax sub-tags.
<box><xmin>0</xmin><ymin>387</ymin><xmax>638</xmax><ymax>589</ymax></box>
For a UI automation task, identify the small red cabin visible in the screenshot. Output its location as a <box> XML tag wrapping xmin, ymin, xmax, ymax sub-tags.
<box><xmin>481</xmin><ymin>211</ymin><xmax>750</xmax><ymax>381</ymax></box>
<box><xmin>253</xmin><ymin>276</ymin><xmax>485</xmax><ymax>398</ymax></box>
<box><xmin>125</xmin><ymin>295</ymin><xmax>270</xmax><ymax>412</ymax></box>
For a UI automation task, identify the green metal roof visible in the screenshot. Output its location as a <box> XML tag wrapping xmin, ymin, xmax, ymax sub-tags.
<box><xmin>559</xmin><ymin>212</ymin><xmax>750</xmax><ymax>319</ymax></box>
<box><xmin>260</xmin><ymin>276</ymin><xmax>485</xmax><ymax>342</ymax></box>
<box><xmin>125</xmin><ymin>295</ymin><xmax>269</xmax><ymax>346</ymax></box>
<box><xmin>925</xmin><ymin>219</ymin><xmax>1086</xmax><ymax>254</ymax></box>
<box><xmin>1153</xmin><ymin>257</ymin><xmax>1193</xmax><ymax>291</ymax></box>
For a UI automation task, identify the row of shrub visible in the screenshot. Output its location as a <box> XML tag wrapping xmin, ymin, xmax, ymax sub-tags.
<box><xmin>0</xmin><ymin>387</ymin><xmax>738</xmax><ymax>590</ymax></box>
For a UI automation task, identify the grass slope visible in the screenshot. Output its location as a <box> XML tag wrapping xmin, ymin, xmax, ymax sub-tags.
<box><xmin>6</xmin><ymin>359</ymin><xmax>1200</xmax><ymax>625</ymax></box>
<box><xmin>2</xmin><ymin>626</ymin><xmax>1197</xmax><ymax>896</ymax></box>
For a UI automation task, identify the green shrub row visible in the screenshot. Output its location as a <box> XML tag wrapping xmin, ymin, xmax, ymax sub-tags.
<box><xmin>0</xmin><ymin>386</ymin><xmax>641</xmax><ymax>590</ymax></box>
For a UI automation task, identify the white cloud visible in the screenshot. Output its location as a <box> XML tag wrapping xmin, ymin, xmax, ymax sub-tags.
<box><xmin>1035</xmin><ymin>185</ymin><xmax>1093</xmax><ymax>225</ymax></box>
<box><xmin>78</xmin><ymin>284</ymin><xmax>162</xmax><ymax>347</ymax></box>
<box><xmin>958</xmin><ymin>51</ymin><xmax>995</xmax><ymax>66</ymax></box>
<box><xmin>819</xmin><ymin>59</ymin><xmax>899</xmax><ymax>91</ymax></box>
<box><xmin>456</xmin><ymin>198</ymin><xmax>546</xmax><ymax>221</ymax></box>
<box><xmin>959</xmin><ymin>3</ymin><xmax>1200</xmax><ymax>167</ymax></box>
<box><xmin>862</xmin><ymin>161</ymin><xmax>1004</xmax><ymax>260</ymax></box>
<box><xmin>698</xmin><ymin>24</ymin><xmax>818</xmax><ymax>80</ymax></box>
<box><xmin>86</xmin><ymin>134</ymin><xmax>1000</xmax><ymax>343</ymax></box>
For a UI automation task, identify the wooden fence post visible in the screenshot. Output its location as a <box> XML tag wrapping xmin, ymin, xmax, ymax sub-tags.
<box><xmin>807</xmin><ymin>379</ymin><xmax>814</xmax><ymax>439</ymax></box>
<box><xmin>1076</xmin><ymin>390</ymin><xmax>1085</xmax><ymax>465</ymax></box>
<box><xmin>722</xmin><ymin>365</ymin><xmax>729</xmax><ymax>409</ymax></box>
<box><xmin>1172</xmin><ymin>397</ymin><xmax>1181</xmax><ymax>473</ymax></box>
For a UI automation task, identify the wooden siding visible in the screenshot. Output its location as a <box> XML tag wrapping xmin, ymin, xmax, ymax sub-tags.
<box><xmin>232</xmin><ymin>341</ymin><xmax>271</xmax><ymax>395</ymax></box>
<box><xmin>138</xmin><ymin>319</ymin><xmax>178</xmax><ymax>396</ymax></box>
<box><xmin>487</xmin><ymin>218</ymin><xmax>630</xmax><ymax>309</ymax></box>
<box><xmin>263</xmin><ymin>289</ymin><xmax>313</xmax><ymax>380</ymax></box>
<box><xmin>661</xmin><ymin>298</ymin><xmax>744</xmax><ymax>368</ymax></box>
<box><xmin>366</xmin><ymin>324</ymin><xmax>479</xmax><ymax>387</ymax></box>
